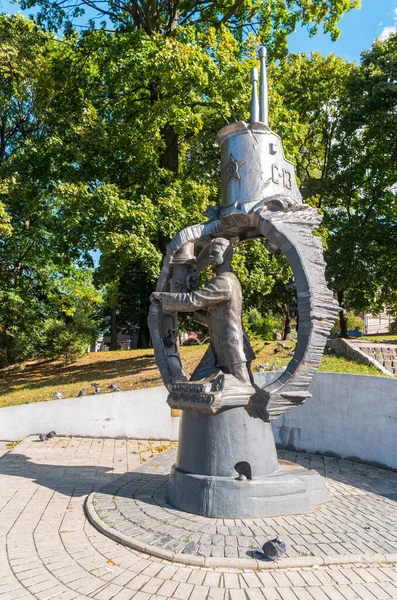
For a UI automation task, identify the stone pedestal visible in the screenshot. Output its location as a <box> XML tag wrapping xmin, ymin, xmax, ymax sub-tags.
<box><xmin>168</xmin><ymin>408</ymin><xmax>329</xmax><ymax>518</ymax></box>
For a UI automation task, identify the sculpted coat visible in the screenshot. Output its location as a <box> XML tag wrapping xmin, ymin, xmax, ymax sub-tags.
<box><xmin>157</xmin><ymin>271</ymin><xmax>255</xmax><ymax>372</ymax></box>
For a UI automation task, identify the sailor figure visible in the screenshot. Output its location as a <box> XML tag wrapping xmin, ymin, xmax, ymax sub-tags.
<box><xmin>151</xmin><ymin>237</ymin><xmax>255</xmax><ymax>385</ymax></box>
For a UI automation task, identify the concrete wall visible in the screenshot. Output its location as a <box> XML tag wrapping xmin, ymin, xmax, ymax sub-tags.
<box><xmin>0</xmin><ymin>386</ymin><xmax>178</xmax><ymax>441</ymax></box>
<box><xmin>1</xmin><ymin>373</ymin><xmax>396</xmax><ymax>470</ymax></box>
<box><xmin>272</xmin><ymin>373</ymin><xmax>397</xmax><ymax>470</ymax></box>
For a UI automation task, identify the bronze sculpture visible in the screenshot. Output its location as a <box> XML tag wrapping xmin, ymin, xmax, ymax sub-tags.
<box><xmin>148</xmin><ymin>47</ymin><xmax>339</xmax><ymax>517</ymax></box>
<box><xmin>151</xmin><ymin>237</ymin><xmax>254</xmax><ymax>385</ymax></box>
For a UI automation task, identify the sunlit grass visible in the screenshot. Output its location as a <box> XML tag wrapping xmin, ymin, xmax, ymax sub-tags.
<box><xmin>358</xmin><ymin>335</ymin><xmax>397</xmax><ymax>344</ymax></box>
<box><xmin>318</xmin><ymin>348</ymin><xmax>387</xmax><ymax>376</ymax></box>
<box><xmin>0</xmin><ymin>346</ymin><xmax>204</xmax><ymax>408</ymax></box>
<box><xmin>0</xmin><ymin>340</ymin><xmax>390</xmax><ymax>408</ymax></box>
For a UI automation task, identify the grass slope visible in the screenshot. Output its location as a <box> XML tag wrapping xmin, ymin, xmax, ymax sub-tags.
<box><xmin>0</xmin><ymin>341</ymin><xmax>388</xmax><ymax>408</ymax></box>
<box><xmin>358</xmin><ymin>335</ymin><xmax>397</xmax><ymax>344</ymax></box>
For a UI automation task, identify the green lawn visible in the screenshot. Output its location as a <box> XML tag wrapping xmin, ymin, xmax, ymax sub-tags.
<box><xmin>0</xmin><ymin>341</ymin><xmax>391</xmax><ymax>408</ymax></box>
<box><xmin>318</xmin><ymin>348</ymin><xmax>388</xmax><ymax>376</ymax></box>
<box><xmin>357</xmin><ymin>335</ymin><xmax>397</xmax><ymax>344</ymax></box>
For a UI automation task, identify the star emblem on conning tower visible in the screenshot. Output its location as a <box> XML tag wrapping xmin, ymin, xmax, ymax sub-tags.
<box><xmin>224</xmin><ymin>154</ymin><xmax>245</xmax><ymax>185</ymax></box>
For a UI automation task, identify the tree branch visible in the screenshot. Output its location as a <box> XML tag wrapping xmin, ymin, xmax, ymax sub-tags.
<box><xmin>214</xmin><ymin>0</ymin><xmax>245</xmax><ymax>29</ymax></box>
<box><xmin>0</xmin><ymin>116</ymin><xmax>6</xmax><ymax>168</ymax></box>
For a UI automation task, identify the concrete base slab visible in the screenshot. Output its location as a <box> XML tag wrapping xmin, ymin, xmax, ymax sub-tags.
<box><xmin>168</xmin><ymin>460</ymin><xmax>329</xmax><ymax>517</ymax></box>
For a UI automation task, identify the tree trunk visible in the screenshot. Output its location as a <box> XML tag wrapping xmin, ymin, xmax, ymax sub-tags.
<box><xmin>110</xmin><ymin>307</ymin><xmax>118</xmax><ymax>350</ymax></box>
<box><xmin>137</xmin><ymin>321</ymin><xmax>151</xmax><ymax>349</ymax></box>
<box><xmin>282</xmin><ymin>311</ymin><xmax>291</xmax><ymax>340</ymax></box>
<box><xmin>337</xmin><ymin>290</ymin><xmax>348</xmax><ymax>338</ymax></box>
<box><xmin>137</xmin><ymin>289</ymin><xmax>151</xmax><ymax>349</ymax></box>
<box><xmin>160</xmin><ymin>124</ymin><xmax>178</xmax><ymax>172</ymax></box>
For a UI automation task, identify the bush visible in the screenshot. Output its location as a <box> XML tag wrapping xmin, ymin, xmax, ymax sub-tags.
<box><xmin>347</xmin><ymin>313</ymin><xmax>364</xmax><ymax>333</ymax></box>
<box><xmin>0</xmin><ymin>327</ymin><xmax>42</xmax><ymax>368</ymax></box>
<box><xmin>0</xmin><ymin>312</ymin><xmax>100</xmax><ymax>366</ymax></box>
<box><xmin>41</xmin><ymin>312</ymin><xmax>100</xmax><ymax>361</ymax></box>
<box><xmin>245</xmin><ymin>308</ymin><xmax>277</xmax><ymax>341</ymax></box>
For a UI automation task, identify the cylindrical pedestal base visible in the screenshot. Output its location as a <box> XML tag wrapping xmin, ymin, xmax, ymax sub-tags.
<box><xmin>175</xmin><ymin>407</ymin><xmax>279</xmax><ymax>479</ymax></box>
<box><xmin>168</xmin><ymin>407</ymin><xmax>329</xmax><ymax>517</ymax></box>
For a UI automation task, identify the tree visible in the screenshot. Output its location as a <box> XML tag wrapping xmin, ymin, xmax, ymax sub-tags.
<box><xmin>14</xmin><ymin>0</ymin><xmax>361</xmax><ymax>345</ymax></box>
<box><xmin>271</xmin><ymin>51</ymin><xmax>353</xmax><ymax>205</ymax></box>
<box><xmin>0</xmin><ymin>19</ymin><xmax>252</xmax><ymax>353</ymax></box>
<box><xmin>18</xmin><ymin>0</ymin><xmax>359</xmax><ymax>58</ymax></box>
<box><xmin>71</xmin><ymin>32</ymin><xmax>363</xmax><ymax>346</ymax></box>
<box><xmin>232</xmin><ymin>240</ymin><xmax>294</xmax><ymax>339</ymax></box>
<box><xmin>10</xmin><ymin>0</ymin><xmax>362</xmax><ymax>348</ymax></box>
<box><xmin>77</xmin><ymin>28</ymin><xmax>256</xmax><ymax>345</ymax></box>
<box><xmin>269</xmin><ymin>44</ymin><xmax>397</xmax><ymax>336</ymax></box>
<box><xmin>0</xmin><ymin>16</ymin><xmax>103</xmax><ymax>365</ymax></box>
<box><xmin>324</xmin><ymin>33</ymin><xmax>397</xmax><ymax>335</ymax></box>
<box><xmin>3</xmin><ymin>4</ymin><xmax>378</xmax><ymax>358</ymax></box>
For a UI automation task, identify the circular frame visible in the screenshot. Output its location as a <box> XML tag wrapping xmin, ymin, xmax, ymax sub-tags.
<box><xmin>148</xmin><ymin>204</ymin><xmax>339</xmax><ymax>420</ymax></box>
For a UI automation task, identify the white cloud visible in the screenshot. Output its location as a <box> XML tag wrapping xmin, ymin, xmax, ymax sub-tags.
<box><xmin>379</xmin><ymin>25</ymin><xmax>396</xmax><ymax>41</ymax></box>
<box><xmin>378</xmin><ymin>7</ymin><xmax>397</xmax><ymax>41</ymax></box>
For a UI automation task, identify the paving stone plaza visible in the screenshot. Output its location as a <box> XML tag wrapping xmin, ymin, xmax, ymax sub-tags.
<box><xmin>88</xmin><ymin>447</ymin><xmax>397</xmax><ymax>565</ymax></box>
<box><xmin>1</xmin><ymin>437</ymin><xmax>397</xmax><ymax>600</ymax></box>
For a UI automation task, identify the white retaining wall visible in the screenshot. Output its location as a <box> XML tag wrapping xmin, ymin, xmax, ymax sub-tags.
<box><xmin>1</xmin><ymin>373</ymin><xmax>396</xmax><ymax>469</ymax></box>
<box><xmin>272</xmin><ymin>373</ymin><xmax>397</xmax><ymax>470</ymax></box>
<box><xmin>0</xmin><ymin>386</ymin><xmax>176</xmax><ymax>441</ymax></box>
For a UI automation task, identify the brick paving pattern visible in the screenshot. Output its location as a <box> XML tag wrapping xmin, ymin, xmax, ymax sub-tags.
<box><xmin>90</xmin><ymin>448</ymin><xmax>397</xmax><ymax>562</ymax></box>
<box><xmin>0</xmin><ymin>436</ymin><xmax>396</xmax><ymax>600</ymax></box>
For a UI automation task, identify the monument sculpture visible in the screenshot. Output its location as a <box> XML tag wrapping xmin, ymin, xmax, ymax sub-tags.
<box><xmin>151</xmin><ymin>237</ymin><xmax>255</xmax><ymax>386</ymax></box>
<box><xmin>148</xmin><ymin>47</ymin><xmax>339</xmax><ymax>518</ymax></box>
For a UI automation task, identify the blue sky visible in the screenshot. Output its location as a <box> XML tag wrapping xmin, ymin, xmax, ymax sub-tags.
<box><xmin>1</xmin><ymin>0</ymin><xmax>396</xmax><ymax>62</ymax></box>
<box><xmin>288</xmin><ymin>0</ymin><xmax>397</xmax><ymax>62</ymax></box>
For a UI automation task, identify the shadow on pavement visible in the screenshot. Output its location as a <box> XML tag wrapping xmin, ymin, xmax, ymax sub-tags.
<box><xmin>0</xmin><ymin>452</ymin><xmax>116</xmax><ymax>496</ymax></box>
<box><xmin>1</xmin><ymin>449</ymin><xmax>397</xmax><ymax>503</ymax></box>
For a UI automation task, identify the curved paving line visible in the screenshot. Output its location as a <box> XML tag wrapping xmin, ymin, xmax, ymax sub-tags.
<box><xmin>85</xmin><ymin>493</ymin><xmax>397</xmax><ymax>571</ymax></box>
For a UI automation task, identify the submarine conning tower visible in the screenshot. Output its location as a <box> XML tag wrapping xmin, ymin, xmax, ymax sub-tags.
<box><xmin>216</xmin><ymin>47</ymin><xmax>302</xmax><ymax>215</ymax></box>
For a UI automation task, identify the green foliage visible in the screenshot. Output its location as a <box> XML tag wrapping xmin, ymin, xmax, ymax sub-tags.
<box><xmin>324</xmin><ymin>33</ymin><xmax>397</xmax><ymax>317</ymax></box>
<box><xmin>0</xmin><ymin>17</ymin><xmax>349</xmax><ymax>354</ymax></box>
<box><xmin>0</xmin><ymin>305</ymin><xmax>43</xmax><ymax>368</ymax></box>
<box><xmin>0</xmin><ymin>16</ymin><xmax>106</xmax><ymax>365</ymax></box>
<box><xmin>270</xmin><ymin>51</ymin><xmax>353</xmax><ymax>205</ymax></box>
<box><xmin>0</xmin><ymin>269</ymin><xmax>103</xmax><ymax>366</ymax></box>
<box><xmin>40</xmin><ymin>311</ymin><xmax>100</xmax><ymax>361</ymax></box>
<box><xmin>348</xmin><ymin>314</ymin><xmax>363</xmax><ymax>333</ymax></box>
<box><xmin>245</xmin><ymin>308</ymin><xmax>278</xmax><ymax>341</ymax></box>
<box><xmin>17</xmin><ymin>0</ymin><xmax>359</xmax><ymax>61</ymax></box>
<box><xmin>331</xmin><ymin>312</ymin><xmax>363</xmax><ymax>335</ymax></box>
<box><xmin>0</xmin><ymin>202</ymin><xmax>12</xmax><ymax>237</ymax></box>
<box><xmin>3</xmin><ymin>8</ymin><xmax>396</xmax><ymax>361</ymax></box>
<box><xmin>232</xmin><ymin>240</ymin><xmax>294</xmax><ymax>320</ymax></box>
<box><xmin>270</xmin><ymin>37</ymin><xmax>397</xmax><ymax>326</ymax></box>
